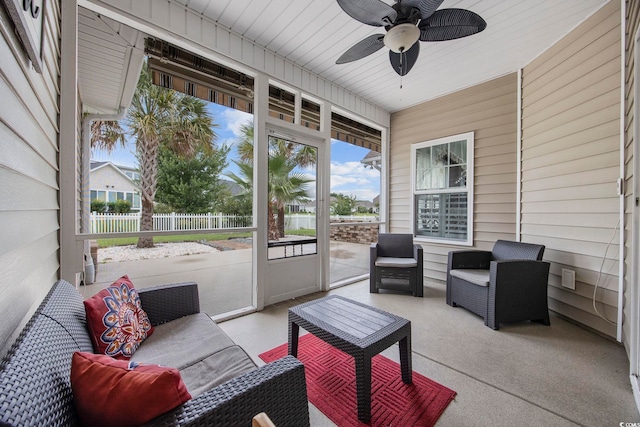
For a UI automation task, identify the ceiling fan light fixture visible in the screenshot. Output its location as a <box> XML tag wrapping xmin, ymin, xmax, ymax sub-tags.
<box><xmin>383</xmin><ymin>23</ymin><xmax>420</xmax><ymax>53</ymax></box>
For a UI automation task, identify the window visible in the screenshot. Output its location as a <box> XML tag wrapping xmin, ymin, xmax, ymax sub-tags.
<box><xmin>412</xmin><ymin>132</ymin><xmax>473</xmax><ymax>245</ymax></box>
<box><xmin>90</xmin><ymin>190</ymin><xmax>141</xmax><ymax>211</ymax></box>
<box><xmin>125</xmin><ymin>193</ymin><xmax>141</xmax><ymax>210</ymax></box>
<box><xmin>91</xmin><ymin>190</ymin><xmax>106</xmax><ymax>201</ymax></box>
<box><xmin>124</xmin><ymin>170</ymin><xmax>140</xmax><ymax>181</ymax></box>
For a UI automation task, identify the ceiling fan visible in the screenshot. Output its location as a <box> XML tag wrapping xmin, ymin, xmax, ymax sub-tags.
<box><xmin>335</xmin><ymin>0</ymin><xmax>487</xmax><ymax>76</ymax></box>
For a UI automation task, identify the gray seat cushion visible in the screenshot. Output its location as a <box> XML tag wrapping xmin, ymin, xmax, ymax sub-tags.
<box><xmin>178</xmin><ymin>346</ymin><xmax>257</xmax><ymax>396</ymax></box>
<box><xmin>449</xmin><ymin>269</ymin><xmax>490</xmax><ymax>287</ymax></box>
<box><xmin>131</xmin><ymin>313</ymin><xmax>257</xmax><ymax>396</ymax></box>
<box><xmin>375</xmin><ymin>257</ymin><xmax>418</xmax><ymax>268</ymax></box>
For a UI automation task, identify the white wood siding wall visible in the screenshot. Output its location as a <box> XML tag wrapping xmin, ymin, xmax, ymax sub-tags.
<box><xmin>389</xmin><ymin>74</ymin><xmax>518</xmax><ymax>283</ymax></box>
<box><xmin>81</xmin><ymin>0</ymin><xmax>390</xmax><ymax>129</ymax></box>
<box><xmin>0</xmin><ymin>2</ymin><xmax>61</xmax><ymax>357</ymax></box>
<box><xmin>624</xmin><ymin>0</ymin><xmax>640</xmax><ymax>353</ymax></box>
<box><xmin>521</xmin><ymin>0</ymin><xmax>621</xmax><ymax>338</ymax></box>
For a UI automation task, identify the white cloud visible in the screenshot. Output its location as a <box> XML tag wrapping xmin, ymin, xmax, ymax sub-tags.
<box><xmin>330</xmin><ymin>160</ymin><xmax>380</xmax><ymax>202</ymax></box>
<box><xmin>222</xmin><ymin>109</ymin><xmax>252</xmax><ymax>138</ymax></box>
<box><xmin>348</xmin><ymin>188</ymin><xmax>379</xmax><ymax>202</ymax></box>
<box><xmin>330</xmin><ymin>161</ymin><xmax>361</xmax><ymax>175</ymax></box>
<box><xmin>331</xmin><ymin>175</ymin><xmax>366</xmax><ymax>188</ymax></box>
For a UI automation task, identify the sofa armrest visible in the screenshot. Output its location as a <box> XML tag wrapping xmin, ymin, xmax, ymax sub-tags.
<box><xmin>147</xmin><ymin>355</ymin><xmax>310</xmax><ymax>427</ymax></box>
<box><xmin>447</xmin><ymin>250</ymin><xmax>492</xmax><ymax>271</ymax></box>
<box><xmin>138</xmin><ymin>282</ymin><xmax>200</xmax><ymax>326</ymax></box>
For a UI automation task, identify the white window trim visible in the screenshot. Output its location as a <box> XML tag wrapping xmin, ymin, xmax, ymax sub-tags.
<box><xmin>411</xmin><ymin>131</ymin><xmax>474</xmax><ymax>246</ymax></box>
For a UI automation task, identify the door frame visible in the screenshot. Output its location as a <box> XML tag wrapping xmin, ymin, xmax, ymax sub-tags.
<box><xmin>630</xmin><ymin>22</ymin><xmax>640</xmax><ymax>413</ymax></box>
<box><xmin>260</xmin><ymin>121</ymin><xmax>328</xmax><ymax>306</ymax></box>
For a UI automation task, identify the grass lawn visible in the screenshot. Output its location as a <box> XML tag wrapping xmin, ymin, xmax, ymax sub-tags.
<box><xmin>288</xmin><ymin>229</ymin><xmax>316</xmax><ymax>237</ymax></box>
<box><xmin>97</xmin><ymin>232</ymin><xmax>252</xmax><ymax>248</ymax></box>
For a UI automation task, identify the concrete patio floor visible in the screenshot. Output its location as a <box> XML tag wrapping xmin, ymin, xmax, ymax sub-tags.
<box><xmin>82</xmin><ymin>239</ymin><xmax>371</xmax><ymax>317</ymax></box>
<box><xmin>221</xmin><ymin>280</ymin><xmax>640</xmax><ymax>426</ymax></box>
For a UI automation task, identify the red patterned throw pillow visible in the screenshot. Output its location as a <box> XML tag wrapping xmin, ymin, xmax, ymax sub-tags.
<box><xmin>71</xmin><ymin>352</ymin><xmax>191</xmax><ymax>427</ymax></box>
<box><xmin>84</xmin><ymin>275</ymin><xmax>153</xmax><ymax>359</ymax></box>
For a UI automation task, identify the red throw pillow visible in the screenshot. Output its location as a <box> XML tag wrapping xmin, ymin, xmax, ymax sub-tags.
<box><xmin>84</xmin><ymin>275</ymin><xmax>153</xmax><ymax>359</ymax></box>
<box><xmin>71</xmin><ymin>352</ymin><xmax>191</xmax><ymax>427</ymax></box>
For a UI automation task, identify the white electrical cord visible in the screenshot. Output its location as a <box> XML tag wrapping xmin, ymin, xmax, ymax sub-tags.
<box><xmin>592</xmin><ymin>218</ymin><xmax>620</xmax><ymax>325</ymax></box>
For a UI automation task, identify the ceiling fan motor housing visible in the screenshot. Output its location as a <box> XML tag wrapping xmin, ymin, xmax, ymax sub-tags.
<box><xmin>383</xmin><ymin>23</ymin><xmax>420</xmax><ymax>53</ymax></box>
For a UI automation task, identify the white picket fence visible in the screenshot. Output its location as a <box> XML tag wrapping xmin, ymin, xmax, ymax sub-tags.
<box><xmin>90</xmin><ymin>212</ymin><xmax>251</xmax><ymax>233</ymax></box>
<box><xmin>90</xmin><ymin>212</ymin><xmax>378</xmax><ymax>233</ymax></box>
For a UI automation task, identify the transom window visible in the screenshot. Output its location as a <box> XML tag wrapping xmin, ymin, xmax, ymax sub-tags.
<box><xmin>411</xmin><ymin>132</ymin><xmax>474</xmax><ymax>245</ymax></box>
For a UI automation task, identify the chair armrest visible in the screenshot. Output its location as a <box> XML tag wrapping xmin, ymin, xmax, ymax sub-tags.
<box><xmin>447</xmin><ymin>250</ymin><xmax>491</xmax><ymax>271</ymax></box>
<box><xmin>370</xmin><ymin>243</ymin><xmax>378</xmax><ymax>257</ymax></box>
<box><xmin>138</xmin><ymin>282</ymin><xmax>200</xmax><ymax>326</ymax></box>
<box><xmin>413</xmin><ymin>244</ymin><xmax>423</xmax><ymax>263</ymax></box>
<box><xmin>489</xmin><ymin>260</ymin><xmax>550</xmax><ymax>300</ymax></box>
<box><xmin>147</xmin><ymin>355</ymin><xmax>310</xmax><ymax>427</ymax></box>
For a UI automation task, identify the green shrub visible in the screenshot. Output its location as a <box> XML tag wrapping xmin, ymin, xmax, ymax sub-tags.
<box><xmin>153</xmin><ymin>202</ymin><xmax>174</xmax><ymax>214</ymax></box>
<box><xmin>107</xmin><ymin>199</ymin><xmax>132</xmax><ymax>213</ymax></box>
<box><xmin>91</xmin><ymin>199</ymin><xmax>107</xmax><ymax>213</ymax></box>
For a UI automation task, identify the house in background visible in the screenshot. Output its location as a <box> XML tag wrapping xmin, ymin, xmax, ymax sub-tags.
<box><xmin>353</xmin><ymin>200</ymin><xmax>377</xmax><ymax>214</ymax></box>
<box><xmin>89</xmin><ymin>161</ymin><xmax>141</xmax><ymax>211</ymax></box>
<box><xmin>360</xmin><ymin>150</ymin><xmax>381</xmax><ymax>172</ymax></box>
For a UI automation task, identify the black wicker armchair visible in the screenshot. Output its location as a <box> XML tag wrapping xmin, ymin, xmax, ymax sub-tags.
<box><xmin>0</xmin><ymin>280</ymin><xmax>310</xmax><ymax>426</ymax></box>
<box><xmin>370</xmin><ymin>233</ymin><xmax>423</xmax><ymax>297</ymax></box>
<box><xmin>446</xmin><ymin>240</ymin><xmax>551</xmax><ymax>330</ymax></box>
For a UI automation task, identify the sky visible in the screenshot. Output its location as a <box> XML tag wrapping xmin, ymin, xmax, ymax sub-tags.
<box><xmin>91</xmin><ymin>103</ymin><xmax>380</xmax><ymax>202</ymax></box>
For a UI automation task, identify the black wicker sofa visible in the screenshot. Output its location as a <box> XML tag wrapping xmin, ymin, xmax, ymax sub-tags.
<box><xmin>0</xmin><ymin>280</ymin><xmax>310</xmax><ymax>426</ymax></box>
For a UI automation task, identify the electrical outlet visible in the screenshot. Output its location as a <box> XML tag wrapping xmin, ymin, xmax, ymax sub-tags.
<box><xmin>561</xmin><ymin>268</ymin><xmax>575</xmax><ymax>290</ymax></box>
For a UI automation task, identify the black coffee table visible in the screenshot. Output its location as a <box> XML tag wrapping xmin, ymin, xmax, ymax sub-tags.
<box><xmin>288</xmin><ymin>295</ymin><xmax>412</xmax><ymax>423</ymax></box>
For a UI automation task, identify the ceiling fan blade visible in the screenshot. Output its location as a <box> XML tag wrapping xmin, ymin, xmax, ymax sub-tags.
<box><xmin>389</xmin><ymin>41</ymin><xmax>420</xmax><ymax>76</ymax></box>
<box><xmin>336</xmin><ymin>0</ymin><xmax>397</xmax><ymax>26</ymax></box>
<box><xmin>336</xmin><ymin>34</ymin><xmax>385</xmax><ymax>64</ymax></box>
<box><xmin>403</xmin><ymin>0</ymin><xmax>445</xmax><ymax>19</ymax></box>
<box><xmin>419</xmin><ymin>9</ymin><xmax>487</xmax><ymax>41</ymax></box>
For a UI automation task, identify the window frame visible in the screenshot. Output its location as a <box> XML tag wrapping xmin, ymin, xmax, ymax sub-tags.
<box><xmin>90</xmin><ymin>190</ymin><xmax>141</xmax><ymax>211</ymax></box>
<box><xmin>411</xmin><ymin>131</ymin><xmax>474</xmax><ymax>246</ymax></box>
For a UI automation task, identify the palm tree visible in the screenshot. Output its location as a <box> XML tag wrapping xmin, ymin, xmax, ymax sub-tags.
<box><xmin>91</xmin><ymin>62</ymin><xmax>217</xmax><ymax>247</ymax></box>
<box><xmin>90</xmin><ymin>119</ymin><xmax>126</xmax><ymax>150</ymax></box>
<box><xmin>231</xmin><ymin>121</ymin><xmax>316</xmax><ymax>239</ymax></box>
<box><xmin>267</xmin><ymin>138</ymin><xmax>316</xmax><ymax>237</ymax></box>
<box><xmin>236</xmin><ymin>120</ymin><xmax>254</xmax><ymax>162</ymax></box>
<box><xmin>226</xmin><ymin>160</ymin><xmax>276</xmax><ymax>239</ymax></box>
<box><xmin>268</xmin><ymin>154</ymin><xmax>314</xmax><ymax>238</ymax></box>
<box><xmin>226</xmin><ymin>154</ymin><xmax>313</xmax><ymax>241</ymax></box>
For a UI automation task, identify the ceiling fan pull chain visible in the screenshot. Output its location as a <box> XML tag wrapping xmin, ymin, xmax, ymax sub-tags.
<box><xmin>400</xmin><ymin>51</ymin><xmax>404</xmax><ymax>88</ymax></box>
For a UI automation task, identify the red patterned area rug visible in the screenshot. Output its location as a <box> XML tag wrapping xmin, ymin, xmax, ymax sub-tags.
<box><xmin>259</xmin><ymin>334</ymin><xmax>456</xmax><ymax>427</ymax></box>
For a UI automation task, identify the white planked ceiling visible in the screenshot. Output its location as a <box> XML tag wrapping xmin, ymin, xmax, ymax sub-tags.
<box><xmin>78</xmin><ymin>0</ymin><xmax>610</xmax><ymax>114</ymax></box>
<box><xmin>78</xmin><ymin>7</ymin><xmax>146</xmax><ymax>114</ymax></box>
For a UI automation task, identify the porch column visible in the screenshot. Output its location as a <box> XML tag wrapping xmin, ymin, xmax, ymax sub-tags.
<box><xmin>60</xmin><ymin>0</ymin><xmax>82</xmax><ymax>285</ymax></box>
